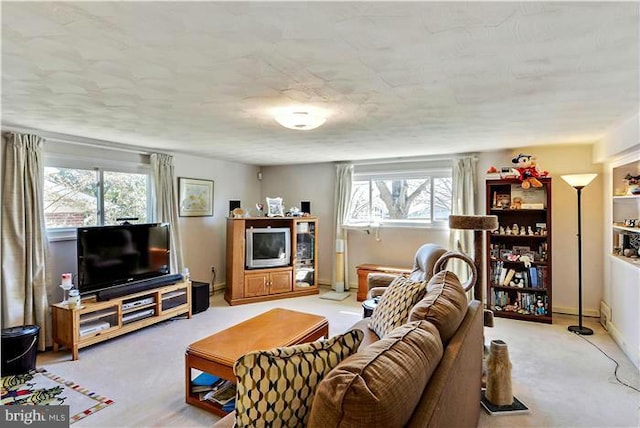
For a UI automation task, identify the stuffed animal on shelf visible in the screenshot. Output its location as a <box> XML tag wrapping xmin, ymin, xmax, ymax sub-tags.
<box><xmin>509</xmin><ymin>272</ymin><xmax>525</xmax><ymax>288</ymax></box>
<box><xmin>510</xmin><ymin>197</ymin><xmax>523</xmax><ymax>209</ymax></box>
<box><xmin>511</xmin><ymin>154</ymin><xmax>548</xmax><ymax>189</ymax></box>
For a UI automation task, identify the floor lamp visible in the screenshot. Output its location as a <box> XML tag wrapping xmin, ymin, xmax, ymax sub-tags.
<box><xmin>561</xmin><ymin>173</ymin><xmax>598</xmax><ymax>336</ymax></box>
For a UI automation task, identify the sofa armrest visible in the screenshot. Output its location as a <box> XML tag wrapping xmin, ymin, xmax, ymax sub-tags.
<box><xmin>406</xmin><ymin>300</ymin><xmax>483</xmax><ymax>428</ymax></box>
<box><xmin>367</xmin><ymin>287</ymin><xmax>387</xmax><ymax>299</ymax></box>
<box><xmin>212</xmin><ymin>412</ymin><xmax>235</xmax><ymax>427</ymax></box>
<box><xmin>367</xmin><ymin>273</ymin><xmax>398</xmax><ymax>290</ymax></box>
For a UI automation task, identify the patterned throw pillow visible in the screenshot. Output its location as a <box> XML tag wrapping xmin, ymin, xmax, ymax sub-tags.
<box><xmin>233</xmin><ymin>329</ymin><xmax>364</xmax><ymax>428</ymax></box>
<box><xmin>368</xmin><ymin>276</ymin><xmax>428</xmax><ymax>338</ymax></box>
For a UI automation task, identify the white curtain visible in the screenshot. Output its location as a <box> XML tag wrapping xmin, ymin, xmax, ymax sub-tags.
<box><xmin>449</xmin><ymin>156</ymin><xmax>477</xmax><ymax>280</ymax></box>
<box><xmin>150</xmin><ymin>153</ymin><xmax>184</xmax><ymax>274</ymax></box>
<box><xmin>1</xmin><ymin>132</ymin><xmax>51</xmax><ymax>350</ymax></box>
<box><xmin>332</xmin><ymin>164</ymin><xmax>353</xmax><ymax>291</ymax></box>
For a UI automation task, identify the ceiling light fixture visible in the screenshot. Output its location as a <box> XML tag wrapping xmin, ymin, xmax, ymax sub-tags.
<box><xmin>274</xmin><ymin>110</ymin><xmax>326</xmax><ymax>131</ymax></box>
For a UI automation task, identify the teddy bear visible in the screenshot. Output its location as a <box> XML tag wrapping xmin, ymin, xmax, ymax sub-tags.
<box><xmin>511</xmin><ymin>154</ymin><xmax>548</xmax><ymax>189</ymax></box>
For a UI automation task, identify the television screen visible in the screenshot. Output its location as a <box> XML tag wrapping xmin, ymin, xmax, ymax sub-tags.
<box><xmin>77</xmin><ymin>223</ymin><xmax>170</xmax><ymax>295</ymax></box>
<box><xmin>246</xmin><ymin>227</ymin><xmax>290</xmax><ymax>268</ymax></box>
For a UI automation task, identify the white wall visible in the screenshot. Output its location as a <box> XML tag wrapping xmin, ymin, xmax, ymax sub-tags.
<box><xmin>597</xmin><ymin>112</ymin><xmax>640</xmax><ymax>368</ymax></box>
<box><xmin>42</xmin><ymin>142</ymin><xmax>607</xmax><ymax>316</ymax></box>
<box><xmin>259</xmin><ymin>163</ymin><xmax>335</xmax><ymax>285</ymax></box>
<box><xmin>259</xmin><ymin>163</ymin><xmax>451</xmax><ymax>289</ymax></box>
<box><xmin>594</xmin><ymin>113</ymin><xmax>639</xmax><ymax>162</ymax></box>
<box><xmin>263</xmin><ymin>146</ymin><xmax>605</xmax><ymax>312</ymax></box>
<box><xmin>173</xmin><ymin>153</ymin><xmax>260</xmax><ymax>289</ymax></box>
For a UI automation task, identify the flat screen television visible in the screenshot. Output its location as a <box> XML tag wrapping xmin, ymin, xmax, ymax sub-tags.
<box><xmin>77</xmin><ymin>223</ymin><xmax>170</xmax><ymax>296</ymax></box>
<box><xmin>245</xmin><ymin>227</ymin><xmax>291</xmax><ymax>269</ymax></box>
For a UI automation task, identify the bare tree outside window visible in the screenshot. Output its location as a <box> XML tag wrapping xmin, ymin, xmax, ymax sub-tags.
<box><xmin>348</xmin><ymin>174</ymin><xmax>451</xmax><ymax>225</ymax></box>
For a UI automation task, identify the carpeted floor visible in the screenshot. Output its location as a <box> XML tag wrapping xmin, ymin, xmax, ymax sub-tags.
<box><xmin>1</xmin><ymin>368</ymin><xmax>114</xmax><ymax>424</ymax></box>
<box><xmin>37</xmin><ymin>287</ymin><xmax>639</xmax><ymax>427</ymax></box>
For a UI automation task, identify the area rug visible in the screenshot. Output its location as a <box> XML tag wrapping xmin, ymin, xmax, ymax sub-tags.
<box><xmin>319</xmin><ymin>291</ymin><xmax>351</xmax><ymax>301</ymax></box>
<box><xmin>1</xmin><ymin>368</ymin><xmax>114</xmax><ymax>424</ymax></box>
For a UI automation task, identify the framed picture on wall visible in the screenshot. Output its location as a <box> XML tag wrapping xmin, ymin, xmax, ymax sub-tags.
<box><xmin>178</xmin><ymin>177</ymin><xmax>214</xmax><ymax>217</ymax></box>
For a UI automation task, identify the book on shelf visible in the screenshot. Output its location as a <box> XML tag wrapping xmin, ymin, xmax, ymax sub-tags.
<box><xmin>191</xmin><ymin>372</ymin><xmax>223</xmax><ymax>393</ymax></box>
<box><xmin>503</xmin><ymin>269</ymin><xmax>516</xmax><ymax>286</ymax></box>
<box><xmin>204</xmin><ymin>380</ymin><xmax>236</xmax><ymax>405</ymax></box>
<box><xmin>498</xmin><ymin>265</ymin><xmax>507</xmax><ymax>285</ymax></box>
<box><xmin>221</xmin><ymin>399</ymin><xmax>236</xmax><ymax>412</ymax></box>
<box><xmin>528</xmin><ymin>267</ymin><xmax>538</xmax><ymax>288</ymax></box>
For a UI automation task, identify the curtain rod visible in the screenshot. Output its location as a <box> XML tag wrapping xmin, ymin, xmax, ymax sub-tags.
<box><xmin>345</xmin><ymin>153</ymin><xmax>478</xmax><ymax>166</ymax></box>
<box><xmin>1</xmin><ymin>123</ymin><xmax>153</xmax><ymax>156</ymax></box>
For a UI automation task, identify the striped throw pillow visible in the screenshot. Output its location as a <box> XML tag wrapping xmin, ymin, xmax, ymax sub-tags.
<box><xmin>368</xmin><ymin>276</ymin><xmax>428</xmax><ymax>338</ymax></box>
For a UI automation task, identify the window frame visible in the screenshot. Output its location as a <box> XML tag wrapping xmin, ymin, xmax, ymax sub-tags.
<box><xmin>346</xmin><ymin>167</ymin><xmax>452</xmax><ymax>229</ymax></box>
<box><xmin>44</xmin><ymin>155</ymin><xmax>152</xmax><ymax>241</ymax></box>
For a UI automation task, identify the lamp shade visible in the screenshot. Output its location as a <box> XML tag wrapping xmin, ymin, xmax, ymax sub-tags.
<box><xmin>561</xmin><ymin>173</ymin><xmax>597</xmax><ymax>188</ymax></box>
<box><xmin>274</xmin><ymin>111</ymin><xmax>326</xmax><ymax>130</ymax></box>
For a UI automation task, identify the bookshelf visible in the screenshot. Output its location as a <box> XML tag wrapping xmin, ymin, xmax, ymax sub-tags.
<box><xmin>611</xmin><ymin>158</ymin><xmax>640</xmax><ymax>267</ymax></box>
<box><xmin>486</xmin><ymin>178</ymin><xmax>552</xmax><ymax>324</ymax></box>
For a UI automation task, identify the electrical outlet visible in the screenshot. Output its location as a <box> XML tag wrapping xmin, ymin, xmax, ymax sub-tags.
<box><xmin>211</xmin><ymin>266</ymin><xmax>216</xmax><ymax>274</ymax></box>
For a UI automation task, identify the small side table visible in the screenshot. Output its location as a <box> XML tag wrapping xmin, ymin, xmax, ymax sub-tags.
<box><xmin>362</xmin><ymin>298</ymin><xmax>379</xmax><ymax>318</ymax></box>
<box><xmin>355</xmin><ymin>264</ymin><xmax>411</xmax><ymax>301</ymax></box>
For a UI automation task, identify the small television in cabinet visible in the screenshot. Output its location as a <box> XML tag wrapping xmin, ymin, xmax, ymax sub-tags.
<box><xmin>77</xmin><ymin>223</ymin><xmax>170</xmax><ymax>296</ymax></box>
<box><xmin>245</xmin><ymin>227</ymin><xmax>291</xmax><ymax>269</ymax></box>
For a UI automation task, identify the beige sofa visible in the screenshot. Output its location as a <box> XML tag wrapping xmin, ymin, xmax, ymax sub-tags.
<box><xmin>214</xmin><ymin>269</ymin><xmax>483</xmax><ymax>427</ymax></box>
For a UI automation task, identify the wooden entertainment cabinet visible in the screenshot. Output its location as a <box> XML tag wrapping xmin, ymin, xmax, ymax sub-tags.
<box><xmin>51</xmin><ymin>280</ymin><xmax>192</xmax><ymax>360</ymax></box>
<box><xmin>225</xmin><ymin>217</ymin><xmax>319</xmax><ymax>305</ymax></box>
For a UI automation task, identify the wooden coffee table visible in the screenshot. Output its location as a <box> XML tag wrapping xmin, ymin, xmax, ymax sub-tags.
<box><xmin>185</xmin><ymin>308</ymin><xmax>329</xmax><ymax>416</ymax></box>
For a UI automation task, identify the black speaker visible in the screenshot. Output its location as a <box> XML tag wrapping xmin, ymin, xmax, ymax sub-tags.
<box><xmin>301</xmin><ymin>201</ymin><xmax>311</xmax><ymax>214</ymax></box>
<box><xmin>229</xmin><ymin>200</ymin><xmax>241</xmax><ymax>211</ymax></box>
<box><xmin>191</xmin><ymin>281</ymin><xmax>210</xmax><ymax>315</ymax></box>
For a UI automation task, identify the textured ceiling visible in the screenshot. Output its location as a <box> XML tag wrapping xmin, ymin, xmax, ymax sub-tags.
<box><xmin>2</xmin><ymin>1</ymin><xmax>639</xmax><ymax>165</ymax></box>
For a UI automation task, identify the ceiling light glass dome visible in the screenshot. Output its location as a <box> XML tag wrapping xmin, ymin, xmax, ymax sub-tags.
<box><xmin>274</xmin><ymin>110</ymin><xmax>327</xmax><ymax>130</ymax></box>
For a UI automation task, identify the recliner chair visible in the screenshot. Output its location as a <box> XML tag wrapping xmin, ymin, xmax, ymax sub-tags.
<box><xmin>366</xmin><ymin>243</ymin><xmax>447</xmax><ymax>299</ymax></box>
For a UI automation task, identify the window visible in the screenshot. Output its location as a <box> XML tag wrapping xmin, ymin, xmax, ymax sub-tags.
<box><xmin>44</xmin><ymin>166</ymin><xmax>150</xmax><ymax>229</ymax></box>
<box><xmin>347</xmin><ymin>169</ymin><xmax>452</xmax><ymax>227</ymax></box>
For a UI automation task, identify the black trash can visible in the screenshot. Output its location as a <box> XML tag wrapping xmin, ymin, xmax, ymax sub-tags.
<box><xmin>2</xmin><ymin>325</ymin><xmax>40</xmax><ymax>376</ymax></box>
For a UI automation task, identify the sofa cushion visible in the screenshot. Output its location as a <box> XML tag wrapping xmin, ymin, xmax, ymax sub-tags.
<box><xmin>308</xmin><ymin>321</ymin><xmax>443</xmax><ymax>428</ymax></box>
<box><xmin>367</xmin><ymin>276</ymin><xmax>427</xmax><ymax>338</ymax></box>
<box><xmin>233</xmin><ymin>329</ymin><xmax>363</xmax><ymax>427</ymax></box>
<box><xmin>408</xmin><ymin>270</ymin><xmax>468</xmax><ymax>342</ymax></box>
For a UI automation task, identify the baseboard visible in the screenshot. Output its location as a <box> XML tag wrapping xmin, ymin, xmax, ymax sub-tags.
<box><xmin>607</xmin><ymin>321</ymin><xmax>640</xmax><ymax>370</ymax></box>
<box><xmin>212</xmin><ymin>280</ymin><xmax>350</xmax><ymax>292</ymax></box>
<box><xmin>552</xmin><ymin>306</ymin><xmax>599</xmax><ymax>318</ymax></box>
